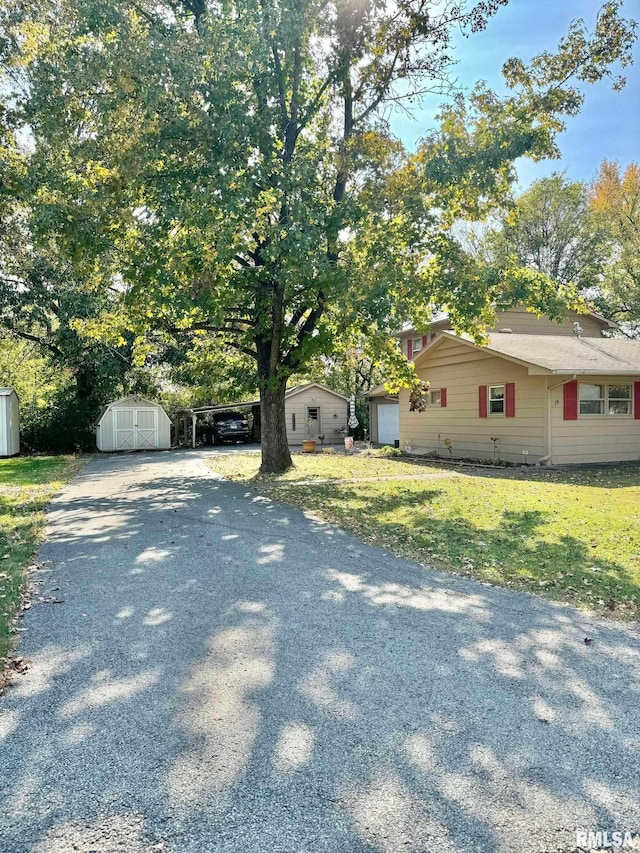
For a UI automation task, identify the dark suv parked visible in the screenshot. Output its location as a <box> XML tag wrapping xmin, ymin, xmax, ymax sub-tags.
<box><xmin>212</xmin><ymin>411</ymin><xmax>251</xmax><ymax>445</ymax></box>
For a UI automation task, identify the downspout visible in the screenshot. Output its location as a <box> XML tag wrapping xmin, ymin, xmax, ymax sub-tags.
<box><xmin>537</xmin><ymin>374</ymin><xmax>576</xmax><ymax>466</ymax></box>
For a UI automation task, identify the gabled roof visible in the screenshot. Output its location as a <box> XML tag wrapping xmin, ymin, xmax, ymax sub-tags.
<box><xmin>105</xmin><ymin>396</ymin><xmax>163</xmax><ymax>408</ymax></box>
<box><xmin>414</xmin><ymin>332</ymin><xmax>640</xmax><ymax>376</ymax></box>
<box><xmin>0</xmin><ymin>388</ymin><xmax>17</xmax><ymax>397</ymax></box>
<box><xmin>285</xmin><ymin>382</ymin><xmax>349</xmax><ymax>402</ymax></box>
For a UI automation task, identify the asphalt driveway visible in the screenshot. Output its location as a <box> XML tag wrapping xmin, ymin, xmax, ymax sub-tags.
<box><xmin>1</xmin><ymin>450</ymin><xmax>639</xmax><ymax>853</ymax></box>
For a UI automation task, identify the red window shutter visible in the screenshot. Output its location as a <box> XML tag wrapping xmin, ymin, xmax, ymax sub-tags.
<box><xmin>564</xmin><ymin>380</ymin><xmax>578</xmax><ymax>420</ymax></box>
<box><xmin>634</xmin><ymin>381</ymin><xmax>640</xmax><ymax>419</ymax></box>
<box><xmin>440</xmin><ymin>388</ymin><xmax>447</xmax><ymax>408</ymax></box>
<box><xmin>422</xmin><ymin>335</ymin><xmax>428</xmax><ymax>348</ymax></box>
<box><xmin>479</xmin><ymin>385</ymin><xmax>488</xmax><ymax>418</ymax></box>
<box><xmin>407</xmin><ymin>338</ymin><xmax>413</xmax><ymax>359</ymax></box>
<box><xmin>505</xmin><ymin>382</ymin><xmax>515</xmax><ymax>417</ymax></box>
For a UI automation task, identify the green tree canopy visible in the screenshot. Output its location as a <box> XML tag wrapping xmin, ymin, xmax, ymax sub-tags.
<box><xmin>484</xmin><ymin>174</ymin><xmax>609</xmax><ymax>292</ymax></box>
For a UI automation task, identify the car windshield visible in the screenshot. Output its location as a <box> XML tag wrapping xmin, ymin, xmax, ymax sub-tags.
<box><xmin>217</xmin><ymin>414</ymin><xmax>247</xmax><ymax>424</ymax></box>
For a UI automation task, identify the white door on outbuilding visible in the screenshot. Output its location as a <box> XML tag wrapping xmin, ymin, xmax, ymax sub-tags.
<box><xmin>114</xmin><ymin>408</ymin><xmax>158</xmax><ymax>450</ymax></box>
<box><xmin>377</xmin><ymin>403</ymin><xmax>399</xmax><ymax>445</ymax></box>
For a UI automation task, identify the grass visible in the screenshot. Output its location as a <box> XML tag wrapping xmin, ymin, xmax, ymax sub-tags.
<box><xmin>0</xmin><ymin>455</ymin><xmax>84</xmax><ymax>664</ymax></box>
<box><xmin>208</xmin><ymin>452</ymin><xmax>640</xmax><ymax>620</ymax></box>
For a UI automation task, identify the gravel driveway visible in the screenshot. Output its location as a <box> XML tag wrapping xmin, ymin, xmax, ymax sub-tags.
<box><xmin>1</xmin><ymin>450</ymin><xmax>639</xmax><ymax>853</ymax></box>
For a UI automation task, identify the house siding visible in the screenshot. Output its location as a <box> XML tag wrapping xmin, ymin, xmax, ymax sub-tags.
<box><xmin>492</xmin><ymin>308</ymin><xmax>605</xmax><ymax>337</ymax></box>
<box><xmin>285</xmin><ymin>388</ymin><xmax>348</xmax><ymax>445</ymax></box>
<box><xmin>401</xmin><ymin>338</ymin><xmax>547</xmax><ymax>462</ymax></box>
<box><xmin>549</xmin><ymin>375</ymin><xmax>640</xmax><ymax>464</ymax></box>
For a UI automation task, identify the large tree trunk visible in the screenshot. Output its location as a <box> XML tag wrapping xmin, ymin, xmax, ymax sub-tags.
<box><xmin>75</xmin><ymin>364</ymin><xmax>97</xmax><ymax>402</ymax></box>
<box><xmin>259</xmin><ymin>377</ymin><xmax>292</xmax><ymax>474</ymax></box>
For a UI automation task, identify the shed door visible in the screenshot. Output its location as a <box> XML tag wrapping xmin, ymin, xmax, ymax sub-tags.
<box><xmin>115</xmin><ymin>409</ymin><xmax>136</xmax><ymax>450</ymax></box>
<box><xmin>114</xmin><ymin>408</ymin><xmax>158</xmax><ymax>450</ymax></box>
<box><xmin>377</xmin><ymin>403</ymin><xmax>399</xmax><ymax>445</ymax></box>
<box><xmin>134</xmin><ymin>408</ymin><xmax>158</xmax><ymax>449</ymax></box>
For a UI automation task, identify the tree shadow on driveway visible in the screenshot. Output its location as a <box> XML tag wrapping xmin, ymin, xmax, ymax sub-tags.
<box><xmin>0</xmin><ymin>450</ymin><xmax>639</xmax><ymax>853</ymax></box>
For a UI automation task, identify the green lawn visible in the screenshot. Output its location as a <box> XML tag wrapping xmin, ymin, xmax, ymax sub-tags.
<box><xmin>0</xmin><ymin>456</ymin><xmax>84</xmax><ymax>666</ymax></box>
<box><xmin>208</xmin><ymin>452</ymin><xmax>640</xmax><ymax>619</ymax></box>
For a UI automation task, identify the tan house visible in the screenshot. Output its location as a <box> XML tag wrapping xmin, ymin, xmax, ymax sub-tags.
<box><xmin>371</xmin><ymin>308</ymin><xmax>640</xmax><ymax>465</ymax></box>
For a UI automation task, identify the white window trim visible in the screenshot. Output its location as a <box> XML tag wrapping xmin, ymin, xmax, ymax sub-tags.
<box><xmin>579</xmin><ymin>382</ymin><xmax>633</xmax><ymax>417</ymax></box>
<box><xmin>488</xmin><ymin>384</ymin><xmax>505</xmax><ymax>416</ymax></box>
<box><xmin>411</xmin><ymin>337</ymin><xmax>423</xmax><ymax>353</ymax></box>
<box><xmin>428</xmin><ymin>389</ymin><xmax>441</xmax><ymax>406</ymax></box>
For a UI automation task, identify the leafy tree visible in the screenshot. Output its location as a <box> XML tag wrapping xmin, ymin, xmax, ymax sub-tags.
<box><xmin>1</xmin><ymin>0</ymin><xmax>636</xmax><ymax>470</ymax></box>
<box><xmin>485</xmin><ymin>174</ymin><xmax>609</xmax><ymax>291</ymax></box>
<box><xmin>0</xmin><ymin>238</ymin><xmax>153</xmax><ymax>448</ymax></box>
<box><xmin>165</xmin><ymin>336</ymin><xmax>258</xmax><ymax>407</ymax></box>
<box><xmin>590</xmin><ymin>160</ymin><xmax>640</xmax><ymax>334</ymax></box>
<box><xmin>0</xmin><ymin>205</ymin><xmax>162</xmax><ymax>448</ymax></box>
<box><xmin>0</xmin><ymin>333</ymin><xmax>67</xmax><ymax>422</ymax></box>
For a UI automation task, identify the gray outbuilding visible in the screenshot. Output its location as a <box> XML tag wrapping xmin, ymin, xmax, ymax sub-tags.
<box><xmin>0</xmin><ymin>388</ymin><xmax>20</xmax><ymax>457</ymax></box>
<box><xmin>96</xmin><ymin>396</ymin><xmax>172</xmax><ymax>452</ymax></box>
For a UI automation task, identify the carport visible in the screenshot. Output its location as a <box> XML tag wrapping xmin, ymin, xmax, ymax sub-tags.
<box><xmin>175</xmin><ymin>399</ymin><xmax>260</xmax><ymax>448</ymax></box>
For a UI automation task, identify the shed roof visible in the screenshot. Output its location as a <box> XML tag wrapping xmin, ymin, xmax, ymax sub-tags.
<box><xmin>285</xmin><ymin>382</ymin><xmax>349</xmax><ymax>402</ymax></box>
<box><xmin>0</xmin><ymin>388</ymin><xmax>17</xmax><ymax>397</ymax></box>
<box><xmin>414</xmin><ymin>332</ymin><xmax>640</xmax><ymax>375</ymax></box>
<box><xmin>97</xmin><ymin>396</ymin><xmax>170</xmax><ymax>425</ymax></box>
<box><xmin>104</xmin><ymin>396</ymin><xmax>166</xmax><ymax>408</ymax></box>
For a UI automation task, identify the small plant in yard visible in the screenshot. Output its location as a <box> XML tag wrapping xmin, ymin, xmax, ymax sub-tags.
<box><xmin>375</xmin><ymin>445</ymin><xmax>402</xmax><ymax>457</ymax></box>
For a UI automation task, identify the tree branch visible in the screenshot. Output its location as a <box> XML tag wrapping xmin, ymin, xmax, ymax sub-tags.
<box><xmin>3</xmin><ymin>326</ymin><xmax>64</xmax><ymax>358</ymax></box>
<box><xmin>282</xmin><ymin>290</ymin><xmax>326</xmax><ymax>369</ymax></box>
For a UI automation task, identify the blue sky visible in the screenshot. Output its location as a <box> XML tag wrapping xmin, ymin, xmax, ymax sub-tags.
<box><xmin>389</xmin><ymin>0</ymin><xmax>639</xmax><ymax>191</ymax></box>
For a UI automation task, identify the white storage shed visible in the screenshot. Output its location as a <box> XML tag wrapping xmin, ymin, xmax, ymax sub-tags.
<box><xmin>0</xmin><ymin>388</ymin><xmax>20</xmax><ymax>457</ymax></box>
<box><xmin>96</xmin><ymin>396</ymin><xmax>172</xmax><ymax>452</ymax></box>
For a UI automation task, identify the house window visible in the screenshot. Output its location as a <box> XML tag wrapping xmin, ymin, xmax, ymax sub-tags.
<box><xmin>609</xmin><ymin>385</ymin><xmax>632</xmax><ymax>415</ymax></box>
<box><xmin>580</xmin><ymin>383</ymin><xmax>631</xmax><ymax>416</ymax></box>
<box><xmin>489</xmin><ymin>385</ymin><xmax>505</xmax><ymax>415</ymax></box>
<box><xmin>429</xmin><ymin>389</ymin><xmax>441</xmax><ymax>406</ymax></box>
<box><xmin>412</xmin><ymin>337</ymin><xmax>423</xmax><ymax>354</ymax></box>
